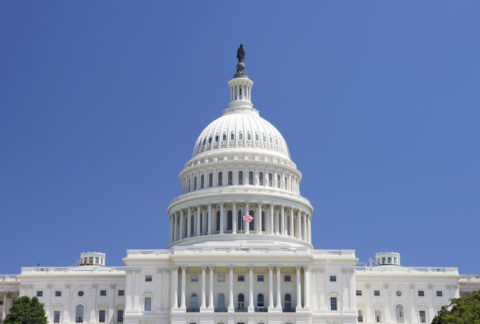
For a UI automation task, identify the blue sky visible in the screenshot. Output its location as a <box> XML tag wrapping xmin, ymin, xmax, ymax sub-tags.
<box><xmin>1</xmin><ymin>1</ymin><xmax>479</xmax><ymax>274</ymax></box>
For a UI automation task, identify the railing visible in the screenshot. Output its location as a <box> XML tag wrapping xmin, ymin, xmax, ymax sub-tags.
<box><xmin>186</xmin><ymin>307</ymin><xmax>200</xmax><ymax>313</ymax></box>
<box><xmin>460</xmin><ymin>274</ymin><xmax>480</xmax><ymax>281</ymax></box>
<box><xmin>21</xmin><ymin>266</ymin><xmax>126</xmax><ymax>273</ymax></box>
<box><xmin>214</xmin><ymin>307</ymin><xmax>228</xmax><ymax>312</ymax></box>
<box><xmin>355</xmin><ymin>266</ymin><xmax>458</xmax><ymax>273</ymax></box>
<box><xmin>283</xmin><ymin>307</ymin><xmax>296</xmax><ymax>313</ymax></box>
<box><xmin>0</xmin><ymin>275</ymin><xmax>18</xmax><ymax>282</ymax></box>
<box><xmin>235</xmin><ymin>306</ymin><xmax>248</xmax><ymax>312</ymax></box>
<box><xmin>255</xmin><ymin>306</ymin><xmax>268</xmax><ymax>312</ymax></box>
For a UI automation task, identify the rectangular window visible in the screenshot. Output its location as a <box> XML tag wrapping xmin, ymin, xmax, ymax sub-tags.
<box><xmin>217</xmin><ymin>275</ymin><xmax>225</xmax><ymax>282</ymax></box>
<box><xmin>191</xmin><ymin>275</ymin><xmax>198</xmax><ymax>282</ymax></box>
<box><xmin>284</xmin><ymin>275</ymin><xmax>291</xmax><ymax>282</ymax></box>
<box><xmin>99</xmin><ymin>310</ymin><xmax>106</xmax><ymax>323</ymax></box>
<box><xmin>375</xmin><ymin>310</ymin><xmax>381</xmax><ymax>323</ymax></box>
<box><xmin>418</xmin><ymin>290</ymin><xmax>425</xmax><ymax>297</ymax></box>
<box><xmin>145</xmin><ymin>275</ymin><xmax>152</xmax><ymax>282</ymax></box>
<box><xmin>257</xmin><ymin>275</ymin><xmax>264</xmax><ymax>282</ymax></box>
<box><xmin>117</xmin><ymin>310</ymin><xmax>124</xmax><ymax>323</ymax></box>
<box><xmin>54</xmin><ymin>311</ymin><xmax>60</xmax><ymax>323</ymax></box>
<box><xmin>218</xmin><ymin>172</ymin><xmax>223</xmax><ymax>186</ymax></box>
<box><xmin>330</xmin><ymin>297</ymin><xmax>337</xmax><ymax>311</ymax></box>
<box><xmin>436</xmin><ymin>290</ymin><xmax>443</xmax><ymax>297</ymax></box>
<box><xmin>329</xmin><ymin>275</ymin><xmax>336</xmax><ymax>282</ymax></box>
<box><xmin>249</xmin><ymin>171</ymin><xmax>254</xmax><ymax>185</ymax></box>
<box><xmin>209</xmin><ymin>173</ymin><xmax>213</xmax><ymax>187</ymax></box>
<box><xmin>144</xmin><ymin>297</ymin><xmax>152</xmax><ymax>311</ymax></box>
<box><xmin>100</xmin><ymin>290</ymin><xmax>107</xmax><ymax>296</ymax></box>
<box><xmin>118</xmin><ymin>290</ymin><xmax>124</xmax><ymax>296</ymax></box>
<box><xmin>237</xmin><ymin>275</ymin><xmax>245</xmax><ymax>282</ymax></box>
<box><xmin>36</xmin><ymin>291</ymin><xmax>43</xmax><ymax>297</ymax></box>
<box><xmin>374</xmin><ymin>290</ymin><xmax>380</xmax><ymax>296</ymax></box>
<box><xmin>358</xmin><ymin>310</ymin><xmax>363</xmax><ymax>322</ymax></box>
<box><xmin>419</xmin><ymin>310</ymin><xmax>426</xmax><ymax>323</ymax></box>
<box><xmin>269</xmin><ymin>173</ymin><xmax>273</xmax><ymax>187</ymax></box>
<box><xmin>55</xmin><ymin>291</ymin><xmax>62</xmax><ymax>297</ymax></box>
<box><xmin>356</xmin><ymin>290</ymin><xmax>362</xmax><ymax>296</ymax></box>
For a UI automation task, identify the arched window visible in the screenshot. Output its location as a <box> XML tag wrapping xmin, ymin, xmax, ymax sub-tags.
<box><xmin>227</xmin><ymin>210</ymin><xmax>233</xmax><ymax>231</ymax></box>
<box><xmin>249</xmin><ymin>172</ymin><xmax>254</xmax><ymax>185</ymax></box>
<box><xmin>257</xmin><ymin>293</ymin><xmax>264</xmax><ymax>307</ymax></box>
<box><xmin>249</xmin><ymin>210</ymin><xmax>255</xmax><ymax>231</ymax></box>
<box><xmin>218</xmin><ymin>293</ymin><xmax>225</xmax><ymax>309</ymax></box>
<box><xmin>396</xmin><ymin>305</ymin><xmax>404</xmax><ymax>322</ymax></box>
<box><xmin>261</xmin><ymin>211</ymin><xmax>266</xmax><ymax>231</ymax></box>
<box><xmin>230</xmin><ymin>133</ymin><xmax>235</xmax><ymax>141</ymax></box>
<box><xmin>191</xmin><ymin>293</ymin><xmax>198</xmax><ymax>309</ymax></box>
<box><xmin>259</xmin><ymin>172</ymin><xmax>264</xmax><ymax>186</ymax></box>
<box><xmin>218</xmin><ymin>172</ymin><xmax>223</xmax><ymax>186</ymax></box>
<box><xmin>238</xmin><ymin>171</ymin><xmax>243</xmax><ymax>185</ymax></box>
<box><xmin>75</xmin><ymin>305</ymin><xmax>84</xmax><ymax>323</ymax></box>
<box><xmin>194</xmin><ymin>176</ymin><xmax>197</xmax><ymax>190</ymax></box>
<box><xmin>228</xmin><ymin>171</ymin><xmax>233</xmax><ymax>185</ymax></box>
<box><xmin>201</xmin><ymin>175</ymin><xmax>204</xmax><ymax>188</ymax></box>
<box><xmin>277</xmin><ymin>175</ymin><xmax>281</xmax><ymax>188</ymax></box>
<box><xmin>284</xmin><ymin>176</ymin><xmax>287</xmax><ymax>190</ymax></box>
<box><xmin>284</xmin><ymin>294</ymin><xmax>291</xmax><ymax>310</ymax></box>
<box><xmin>237</xmin><ymin>210</ymin><xmax>243</xmax><ymax>231</ymax></box>
<box><xmin>216</xmin><ymin>211</ymin><xmax>220</xmax><ymax>232</ymax></box>
<box><xmin>209</xmin><ymin>173</ymin><xmax>213</xmax><ymax>187</ymax></box>
<box><xmin>268</xmin><ymin>173</ymin><xmax>273</xmax><ymax>187</ymax></box>
<box><xmin>238</xmin><ymin>293</ymin><xmax>245</xmax><ymax>309</ymax></box>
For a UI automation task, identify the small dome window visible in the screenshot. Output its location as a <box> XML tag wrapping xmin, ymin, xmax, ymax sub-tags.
<box><xmin>247</xmin><ymin>133</ymin><xmax>251</xmax><ymax>141</ymax></box>
<box><xmin>230</xmin><ymin>133</ymin><xmax>235</xmax><ymax>141</ymax></box>
<box><xmin>263</xmin><ymin>135</ymin><xmax>266</xmax><ymax>142</ymax></box>
<box><xmin>203</xmin><ymin>138</ymin><xmax>206</xmax><ymax>145</ymax></box>
<box><xmin>239</xmin><ymin>133</ymin><xmax>243</xmax><ymax>140</ymax></box>
<box><xmin>255</xmin><ymin>133</ymin><xmax>259</xmax><ymax>141</ymax></box>
<box><xmin>208</xmin><ymin>137</ymin><xmax>212</xmax><ymax>144</ymax></box>
<box><xmin>222</xmin><ymin>134</ymin><xmax>227</xmax><ymax>141</ymax></box>
<box><xmin>269</xmin><ymin>137</ymin><xmax>272</xmax><ymax>143</ymax></box>
<box><xmin>215</xmin><ymin>135</ymin><xmax>218</xmax><ymax>142</ymax></box>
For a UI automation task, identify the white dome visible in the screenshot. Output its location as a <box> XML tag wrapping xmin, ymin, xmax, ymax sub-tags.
<box><xmin>192</xmin><ymin>107</ymin><xmax>290</xmax><ymax>159</ymax></box>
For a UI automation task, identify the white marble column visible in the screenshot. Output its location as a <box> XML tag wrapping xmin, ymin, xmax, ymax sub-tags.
<box><xmin>268</xmin><ymin>265</ymin><xmax>274</xmax><ymax>311</ymax></box>
<box><xmin>179</xmin><ymin>210</ymin><xmax>184</xmax><ymax>239</ymax></box>
<box><xmin>2</xmin><ymin>294</ymin><xmax>7</xmax><ymax>320</ymax></box>
<box><xmin>196</xmin><ymin>206</ymin><xmax>201</xmax><ymax>236</ymax></box>
<box><xmin>276</xmin><ymin>266</ymin><xmax>281</xmax><ymax>310</ymax></box>
<box><xmin>302</xmin><ymin>213</ymin><xmax>307</xmax><ymax>241</ymax></box>
<box><xmin>173</xmin><ymin>213</ymin><xmax>177</xmax><ymax>241</ymax></box>
<box><xmin>180</xmin><ymin>266</ymin><xmax>186</xmax><ymax>310</ymax></box>
<box><xmin>220</xmin><ymin>203</ymin><xmax>224</xmax><ymax>234</ymax></box>
<box><xmin>269</xmin><ymin>205</ymin><xmax>274</xmax><ymax>234</ymax></box>
<box><xmin>232</xmin><ymin>202</ymin><xmax>237</xmax><ymax>234</ymax></box>
<box><xmin>201</xmin><ymin>265</ymin><xmax>207</xmax><ymax>311</ymax></box>
<box><xmin>208</xmin><ymin>204</ymin><xmax>212</xmax><ymax>235</ymax></box>
<box><xmin>257</xmin><ymin>203</ymin><xmax>262</xmax><ymax>234</ymax></box>
<box><xmin>290</xmin><ymin>209</ymin><xmax>294</xmax><ymax>237</ymax></box>
<box><xmin>281</xmin><ymin>206</ymin><xmax>286</xmax><ymax>236</ymax></box>
<box><xmin>307</xmin><ymin>216</ymin><xmax>311</xmax><ymax>242</ymax></box>
<box><xmin>208</xmin><ymin>266</ymin><xmax>214</xmax><ymax>311</ymax></box>
<box><xmin>187</xmin><ymin>208</ymin><xmax>192</xmax><ymax>238</ymax></box>
<box><xmin>248</xmin><ymin>265</ymin><xmax>254</xmax><ymax>312</ymax></box>
<box><xmin>172</xmin><ymin>266</ymin><xmax>178</xmax><ymax>310</ymax></box>
<box><xmin>296</xmin><ymin>266</ymin><xmax>302</xmax><ymax>311</ymax></box>
<box><xmin>245</xmin><ymin>203</ymin><xmax>250</xmax><ymax>234</ymax></box>
<box><xmin>296</xmin><ymin>212</ymin><xmax>302</xmax><ymax>239</ymax></box>
<box><xmin>304</xmin><ymin>265</ymin><xmax>310</xmax><ymax>310</ymax></box>
<box><xmin>169</xmin><ymin>215</ymin><xmax>173</xmax><ymax>242</ymax></box>
<box><xmin>228</xmin><ymin>265</ymin><xmax>234</xmax><ymax>312</ymax></box>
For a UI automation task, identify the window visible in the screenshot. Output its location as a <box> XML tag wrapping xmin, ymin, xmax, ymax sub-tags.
<box><xmin>284</xmin><ymin>294</ymin><xmax>292</xmax><ymax>310</ymax></box>
<box><xmin>228</xmin><ymin>171</ymin><xmax>233</xmax><ymax>185</ymax></box>
<box><xmin>257</xmin><ymin>275</ymin><xmax>264</xmax><ymax>282</ymax></box>
<box><xmin>191</xmin><ymin>275</ymin><xmax>198</xmax><ymax>282</ymax></box>
<box><xmin>237</xmin><ymin>211</ymin><xmax>243</xmax><ymax>231</ymax></box>
<box><xmin>358</xmin><ymin>310</ymin><xmax>363</xmax><ymax>322</ymax></box>
<box><xmin>330</xmin><ymin>297</ymin><xmax>337</xmax><ymax>311</ymax></box>
<box><xmin>249</xmin><ymin>210</ymin><xmax>255</xmax><ymax>230</ymax></box>
<box><xmin>36</xmin><ymin>291</ymin><xmax>43</xmax><ymax>297</ymax></box>
<box><xmin>257</xmin><ymin>293</ymin><xmax>264</xmax><ymax>307</ymax></box>
<box><xmin>99</xmin><ymin>310</ymin><xmax>106</xmax><ymax>323</ymax></box>
<box><xmin>209</xmin><ymin>173</ymin><xmax>213</xmax><ymax>187</ymax></box>
<box><xmin>215</xmin><ymin>135</ymin><xmax>219</xmax><ymax>142</ymax></box>
<box><xmin>201</xmin><ymin>175</ymin><xmax>204</xmax><ymax>188</ymax></box>
<box><xmin>218</xmin><ymin>293</ymin><xmax>225</xmax><ymax>309</ymax></box>
<box><xmin>190</xmin><ymin>294</ymin><xmax>198</xmax><ymax>308</ymax></box>
<box><xmin>55</xmin><ymin>291</ymin><xmax>62</xmax><ymax>297</ymax></box>
<box><xmin>208</xmin><ymin>137</ymin><xmax>212</xmax><ymax>144</ymax></box>
<box><xmin>117</xmin><ymin>289</ymin><xmax>124</xmax><ymax>296</ymax></box>
<box><xmin>194</xmin><ymin>176</ymin><xmax>197</xmax><ymax>190</ymax></box>
<box><xmin>259</xmin><ymin>172</ymin><xmax>264</xmax><ymax>186</ymax></box>
<box><xmin>396</xmin><ymin>290</ymin><xmax>402</xmax><ymax>297</ymax></box>
<box><xmin>54</xmin><ymin>311</ymin><xmax>60</xmax><ymax>323</ymax></box>
<box><xmin>375</xmin><ymin>310</ymin><xmax>381</xmax><ymax>323</ymax></box>
<box><xmin>419</xmin><ymin>310</ymin><xmax>426</xmax><ymax>323</ymax></box>
<box><xmin>78</xmin><ymin>291</ymin><xmax>84</xmax><ymax>297</ymax></box>
<box><xmin>374</xmin><ymin>290</ymin><xmax>380</xmax><ymax>296</ymax></box>
<box><xmin>255</xmin><ymin>133</ymin><xmax>259</xmax><ymax>141</ymax></box>
<box><xmin>277</xmin><ymin>175</ymin><xmax>281</xmax><ymax>188</ymax></box>
<box><xmin>238</xmin><ymin>171</ymin><xmax>243</xmax><ymax>185</ymax></box>
<box><xmin>238</xmin><ymin>275</ymin><xmax>245</xmax><ymax>282</ymax></box>
<box><xmin>356</xmin><ymin>290</ymin><xmax>362</xmax><ymax>296</ymax></box>
<box><xmin>222</xmin><ymin>134</ymin><xmax>226</xmax><ymax>141</ymax></box>
<box><xmin>284</xmin><ymin>275</ymin><xmax>291</xmax><ymax>282</ymax></box>
<box><xmin>247</xmin><ymin>133</ymin><xmax>251</xmax><ymax>140</ymax></box>
<box><xmin>396</xmin><ymin>305</ymin><xmax>404</xmax><ymax>322</ymax></box>
<box><xmin>237</xmin><ymin>294</ymin><xmax>245</xmax><ymax>308</ymax></box>
<box><xmin>230</xmin><ymin>133</ymin><xmax>234</xmax><ymax>140</ymax></box>
<box><xmin>218</xmin><ymin>172</ymin><xmax>223</xmax><ymax>186</ymax></box>
<box><xmin>227</xmin><ymin>210</ymin><xmax>233</xmax><ymax>231</ymax></box>
<box><xmin>418</xmin><ymin>290</ymin><xmax>424</xmax><ymax>297</ymax></box>
<box><xmin>330</xmin><ymin>275</ymin><xmax>336</xmax><ymax>282</ymax></box>
<box><xmin>216</xmin><ymin>211</ymin><xmax>220</xmax><ymax>232</ymax></box>
<box><xmin>100</xmin><ymin>290</ymin><xmax>107</xmax><ymax>296</ymax></box>
<box><xmin>144</xmin><ymin>297</ymin><xmax>152</xmax><ymax>311</ymax></box>
<box><xmin>75</xmin><ymin>305</ymin><xmax>84</xmax><ymax>323</ymax></box>
<box><xmin>117</xmin><ymin>310</ymin><xmax>124</xmax><ymax>323</ymax></box>
<box><xmin>436</xmin><ymin>290</ymin><xmax>443</xmax><ymax>297</ymax></box>
<box><xmin>249</xmin><ymin>171</ymin><xmax>254</xmax><ymax>185</ymax></box>
<box><xmin>217</xmin><ymin>275</ymin><xmax>225</xmax><ymax>282</ymax></box>
<box><xmin>268</xmin><ymin>173</ymin><xmax>273</xmax><ymax>187</ymax></box>
<box><xmin>239</xmin><ymin>133</ymin><xmax>243</xmax><ymax>140</ymax></box>
<box><xmin>145</xmin><ymin>275</ymin><xmax>152</xmax><ymax>282</ymax></box>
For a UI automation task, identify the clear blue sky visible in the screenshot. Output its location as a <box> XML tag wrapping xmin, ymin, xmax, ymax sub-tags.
<box><xmin>1</xmin><ymin>1</ymin><xmax>479</xmax><ymax>274</ymax></box>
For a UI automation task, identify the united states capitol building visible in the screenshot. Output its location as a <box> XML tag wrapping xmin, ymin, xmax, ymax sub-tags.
<box><xmin>1</xmin><ymin>47</ymin><xmax>479</xmax><ymax>324</ymax></box>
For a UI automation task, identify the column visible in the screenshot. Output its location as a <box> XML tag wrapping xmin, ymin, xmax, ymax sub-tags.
<box><xmin>196</xmin><ymin>206</ymin><xmax>201</xmax><ymax>236</ymax></box>
<box><xmin>281</xmin><ymin>207</ymin><xmax>285</xmax><ymax>236</ymax></box>
<box><xmin>269</xmin><ymin>205</ymin><xmax>274</xmax><ymax>234</ymax></box>
<box><xmin>208</xmin><ymin>266</ymin><xmax>214</xmax><ymax>311</ymax></box>
<box><xmin>257</xmin><ymin>203</ymin><xmax>262</xmax><ymax>234</ymax></box>
<box><xmin>208</xmin><ymin>204</ymin><xmax>212</xmax><ymax>235</ymax></box>
<box><xmin>171</xmin><ymin>266</ymin><xmax>178</xmax><ymax>310</ymax></box>
<box><xmin>220</xmin><ymin>203</ymin><xmax>224</xmax><ymax>234</ymax></box>
<box><xmin>179</xmin><ymin>210</ymin><xmax>184</xmax><ymax>240</ymax></box>
<box><xmin>2</xmin><ymin>294</ymin><xmax>7</xmax><ymax>320</ymax></box>
<box><xmin>201</xmin><ymin>266</ymin><xmax>207</xmax><ymax>311</ymax></box>
<box><xmin>296</xmin><ymin>266</ymin><xmax>302</xmax><ymax>311</ymax></box>
<box><xmin>276</xmin><ymin>266</ymin><xmax>282</xmax><ymax>310</ymax></box>
<box><xmin>342</xmin><ymin>269</ymin><xmax>349</xmax><ymax>311</ymax></box>
<box><xmin>268</xmin><ymin>266</ymin><xmax>274</xmax><ymax>311</ymax></box>
<box><xmin>228</xmin><ymin>265</ymin><xmax>234</xmax><ymax>312</ymax></box>
<box><xmin>173</xmin><ymin>213</ymin><xmax>178</xmax><ymax>241</ymax></box>
<box><xmin>187</xmin><ymin>208</ymin><xmax>192</xmax><ymax>238</ymax></box>
<box><xmin>248</xmin><ymin>265</ymin><xmax>254</xmax><ymax>312</ymax></box>
<box><xmin>232</xmin><ymin>203</ymin><xmax>237</xmax><ymax>234</ymax></box>
<box><xmin>304</xmin><ymin>266</ymin><xmax>310</xmax><ymax>310</ymax></box>
<box><xmin>296</xmin><ymin>212</ymin><xmax>302</xmax><ymax>239</ymax></box>
<box><xmin>169</xmin><ymin>215</ymin><xmax>173</xmax><ymax>242</ymax></box>
<box><xmin>307</xmin><ymin>216</ymin><xmax>311</xmax><ymax>242</ymax></box>
<box><xmin>290</xmin><ymin>209</ymin><xmax>294</xmax><ymax>237</ymax></box>
<box><xmin>64</xmin><ymin>284</ymin><xmax>71</xmax><ymax>322</ymax></box>
<box><xmin>245</xmin><ymin>203</ymin><xmax>250</xmax><ymax>234</ymax></box>
<box><xmin>302</xmin><ymin>213</ymin><xmax>307</xmax><ymax>241</ymax></box>
<box><xmin>180</xmin><ymin>266</ymin><xmax>186</xmax><ymax>310</ymax></box>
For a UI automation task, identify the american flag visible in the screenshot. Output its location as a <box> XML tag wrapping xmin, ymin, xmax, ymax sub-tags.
<box><xmin>243</xmin><ymin>212</ymin><xmax>253</xmax><ymax>222</ymax></box>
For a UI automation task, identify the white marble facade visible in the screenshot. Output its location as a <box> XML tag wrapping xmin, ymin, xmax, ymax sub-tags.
<box><xmin>1</xmin><ymin>54</ymin><xmax>479</xmax><ymax>324</ymax></box>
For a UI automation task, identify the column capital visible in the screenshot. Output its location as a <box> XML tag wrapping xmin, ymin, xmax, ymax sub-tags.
<box><xmin>248</xmin><ymin>264</ymin><xmax>254</xmax><ymax>271</ymax></box>
<box><xmin>208</xmin><ymin>265</ymin><xmax>215</xmax><ymax>270</ymax></box>
<box><xmin>268</xmin><ymin>264</ymin><xmax>275</xmax><ymax>270</ymax></box>
<box><xmin>201</xmin><ymin>265</ymin><xmax>207</xmax><ymax>270</ymax></box>
<box><xmin>229</xmin><ymin>264</ymin><xmax>235</xmax><ymax>270</ymax></box>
